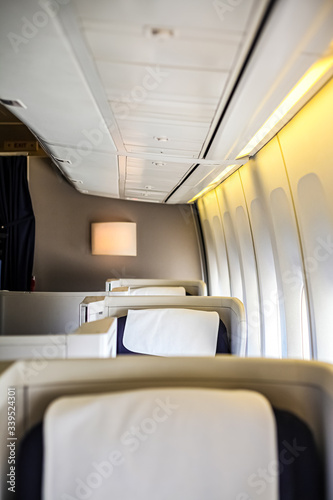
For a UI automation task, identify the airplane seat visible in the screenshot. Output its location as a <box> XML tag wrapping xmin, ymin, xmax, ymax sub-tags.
<box><xmin>1</xmin><ymin>357</ymin><xmax>331</xmax><ymax>499</ymax></box>
<box><xmin>79</xmin><ymin>296</ymin><xmax>246</xmax><ymax>356</ymax></box>
<box><xmin>105</xmin><ymin>279</ymin><xmax>208</xmax><ymax>296</ymax></box>
<box><xmin>16</xmin><ymin>388</ymin><xmax>323</xmax><ymax>500</ymax></box>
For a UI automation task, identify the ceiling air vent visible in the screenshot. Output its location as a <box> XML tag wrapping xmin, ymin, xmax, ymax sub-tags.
<box><xmin>0</xmin><ymin>98</ymin><xmax>27</xmax><ymax>109</ymax></box>
<box><xmin>152</xmin><ymin>161</ymin><xmax>166</xmax><ymax>167</ymax></box>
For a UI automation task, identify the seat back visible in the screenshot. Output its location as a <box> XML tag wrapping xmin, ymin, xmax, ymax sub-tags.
<box><xmin>32</xmin><ymin>388</ymin><xmax>279</xmax><ymax>500</ymax></box>
<box><xmin>80</xmin><ymin>296</ymin><xmax>247</xmax><ymax>356</ymax></box>
<box><xmin>106</xmin><ymin>279</ymin><xmax>207</xmax><ymax>295</ymax></box>
<box><xmin>1</xmin><ymin>357</ymin><xmax>331</xmax><ymax>500</ymax></box>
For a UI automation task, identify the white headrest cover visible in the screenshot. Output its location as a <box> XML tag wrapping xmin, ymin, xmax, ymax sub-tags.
<box><xmin>128</xmin><ymin>286</ymin><xmax>186</xmax><ymax>296</ymax></box>
<box><xmin>123</xmin><ymin>308</ymin><xmax>219</xmax><ymax>356</ymax></box>
<box><xmin>43</xmin><ymin>388</ymin><xmax>278</xmax><ymax>500</ymax></box>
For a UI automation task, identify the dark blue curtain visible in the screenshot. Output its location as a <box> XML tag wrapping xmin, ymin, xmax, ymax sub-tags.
<box><xmin>0</xmin><ymin>156</ymin><xmax>35</xmax><ymax>290</ymax></box>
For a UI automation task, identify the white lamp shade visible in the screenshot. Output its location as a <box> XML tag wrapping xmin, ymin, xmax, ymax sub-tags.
<box><xmin>91</xmin><ymin>222</ymin><xmax>137</xmax><ymax>256</ymax></box>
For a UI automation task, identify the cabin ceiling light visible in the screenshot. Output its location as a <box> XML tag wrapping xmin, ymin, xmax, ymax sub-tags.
<box><xmin>152</xmin><ymin>161</ymin><xmax>166</xmax><ymax>167</ymax></box>
<box><xmin>91</xmin><ymin>222</ymin><xmax>137</xmax><ymax>256</ymax></box>
<box><xmin>237</xmin><ymin>54</ymin><xmax>333</xmax><ymax>158</ymax></box>
<box><xmin>188</xmin><ymin>165</ymin><xmax>238</xmax><ymax>203</ymax></box>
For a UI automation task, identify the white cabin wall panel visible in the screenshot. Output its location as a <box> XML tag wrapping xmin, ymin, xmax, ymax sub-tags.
<box><xmin>197</xmin><ymin>199</ymin><xmax>218</xmax><ymax>295</ymax></box>
<box><xmin>212</xmin><ymin>217</ymin><xmax>231</xmax><ymax>296</ymax></box>
<box><xmin>216</xmin><ymin>175</ymin><xmax>261</xmax><ymax>356</ymax></box>
<box><xmin>246</xmin><ymin>195</ymin><xmax>282</xmax><ymax>358</ymax></box>
<box><xmin>269</xmin><ymin>187</ymin><xmax>311</xmax><ymax>359</ymax></box>
<box><xmin>278</xmin><ymin>78</ymin><xmax>333</xmax><ymax>363</ymax></box>
<box><xmin>198</xmin><ymin>192</ymin><xmax>230</xmax><ymax>296</ymax></box>
<box><xmin>219</xmin><ymin>210</ymin><xmax>243</xmax><ymax>303</ymax></box>
<box><xmin>240</xmin><ymin>138</ymin><xmax>310</xmax><ymax>359</ymax></box>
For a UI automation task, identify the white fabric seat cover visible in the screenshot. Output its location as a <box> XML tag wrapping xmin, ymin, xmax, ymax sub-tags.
<box><xmin>122</xmin><ymin>308</ymin><xmax>219</xmax><ymax>356</ymax></box>
<box><xmin>128</xmin><ymin>286</ymin><xmax>186</xmax><ymax>296</ymax></box>
<box><xmin>43</xmin><ymin>388</ymin><xmax>278</xmax><ymax>500</ymax></box>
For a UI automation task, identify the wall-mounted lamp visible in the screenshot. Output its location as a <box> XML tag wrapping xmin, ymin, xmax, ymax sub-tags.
<box><xmin>91</xmin><ymin>222</ymin><xmax>137</xmax><ymax>256</ymax></box>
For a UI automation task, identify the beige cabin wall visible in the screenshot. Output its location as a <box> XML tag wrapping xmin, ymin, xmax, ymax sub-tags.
<box><xmin>29</xmin><ymin>158</ymin><xmax>202</xmax><ymax>291</ymax></box>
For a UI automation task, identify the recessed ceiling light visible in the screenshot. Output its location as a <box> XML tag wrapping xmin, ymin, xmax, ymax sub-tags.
<box><xmin>0</xmin><ymin>98</ymin><xmax>26</xmax><ymax>109</ymax></box>
<box><xmin>154</xmin><ymin>136</ymin><xmax>168</xmax><ymax>142</ymax></box>
<box><xmin>152</xmin><ymin>161</ymin><xmax>166</xmax><ymax>167</ymax></box>
<box><xmin>71</xmin><ymin>179</ymin><xmax>83</xmax><ymax>184</ymax></box>
<box><xmin>145</xmin><ymin>185</ymin><xmax>153</xmax><ymax>190</ymax></box>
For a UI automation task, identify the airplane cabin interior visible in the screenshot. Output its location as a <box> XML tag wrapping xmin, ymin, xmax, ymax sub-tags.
<box><xmin>0</xmin><ymin>0</ymin><xmax>333</xmax><ymax>499</ymax></box>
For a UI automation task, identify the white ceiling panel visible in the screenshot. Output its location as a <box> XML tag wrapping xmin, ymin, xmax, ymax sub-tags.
<box><xmin>110</xmin><ymin>99</ymin><xmax>216</xmax><ymax>123</ymax></box>
<box><xmin>0</xmin><ymin>3</ymin><xmax>117</xmax><ymax>153</ymax></box>
<box><xmin>125</xmin><ymin>188</ymin><xmax>168</xmax><ymax>202</ymax></box>
<box><xmin>127</xmin><ymin>169</ymin><xmax>183</xmax><ymax>183</ymax></box>
<box><xmin>75</xmin><ymin>0</ymin><xmax>258</xmax><ymax>33</ymax></box>
<box><xmin>125</xmin><ymin>178</ymin><xmax>177</xmax><ymax>192</ymax></box>
<box><xmin>97</xmin><ymin>62</ymin><xmax>229</xmax><ymax>103</ymax></box>
<box><xmin>1</xmin><ymin>0</ymin><xmax>278</xmax><ymax>203</ymax></box>
<box><xmin>44</xmin><ymin>144</ymin><xmax>120</xmax><ymax>198</ymax></box>
<box><xmin>126</xmin><ymin>157</ymin><xmax>193</xmax><ymax>177</ymax></box>
<box><xmin>126</xmin><ymin>157</ymin><xmax>191</xmax><ymax>169</ymax></box>
<box><xmin>119</xmin><ymin>120</ymin><xmax>209</xmax><ymax>151</ymax></box>
<box><xmin>82</xmin><ymin>28</ymin><xmax>240</xmax><ymax>72</ymax></box>
<box><xmin>124</xmin><ymin>145</ymin><xmax>201</xmax><ymax>157</ymax></box>
<box><xmin>207</xmin><ymin>0</ymin><xmax>333</xmax><ymax>162</ymax></box>
<box><xmin>126</xmin><ymin>167</ymin><xmax>190</xmax><ymax>181</ymax></box>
